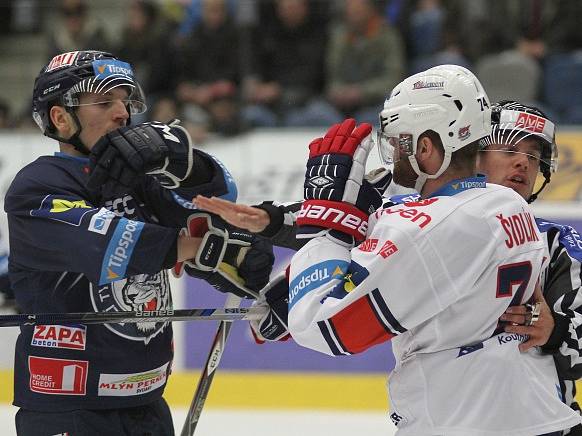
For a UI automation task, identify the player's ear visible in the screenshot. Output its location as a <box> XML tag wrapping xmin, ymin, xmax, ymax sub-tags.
<box><xmin>416</xmin><ymin>135</ymin><xmax>432</xmax><ymax>162</ymax></box>
<box><xmin>50</xmin><ymin>105</ymin><xmax>74</xmax><ymax>136</ymax></box>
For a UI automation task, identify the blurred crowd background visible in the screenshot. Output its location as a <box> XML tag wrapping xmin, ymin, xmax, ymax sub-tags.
<box><xmin>0</xmin><ymin>0</ymin><xmax>581</xmax><ymax>144</ymax></box>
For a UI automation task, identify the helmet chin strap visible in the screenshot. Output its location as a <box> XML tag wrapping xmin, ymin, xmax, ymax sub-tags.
<box><xmin>65</xmin><ymin>110</ymin><xmax>91</xmax><ymax>156</ymax></box>
<box><xmin>528</xmin><ymin>172</ymin><xmax>551</xmax><ymax>203</ymax></box>
<box><xmin>408</xmin><ymin>150</ymin><xmax>453</xmax><ymax>195</ymax></box>
<box><xmin>44</xmin><ymin>108</ymin><xmax>91</xmax><ymax>156</ymax></box>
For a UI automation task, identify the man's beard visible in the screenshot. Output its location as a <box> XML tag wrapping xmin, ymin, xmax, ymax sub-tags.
<box><xmin>393</xmin><ymin>157</ymin><xmax>418</xmax><ymax>189</ymax></box>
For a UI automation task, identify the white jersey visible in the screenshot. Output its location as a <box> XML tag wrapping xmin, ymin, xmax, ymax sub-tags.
<box><xmin>289</xmin><ymin>181</ymin><xmax>582</xmax><ymax>435</ymax></box>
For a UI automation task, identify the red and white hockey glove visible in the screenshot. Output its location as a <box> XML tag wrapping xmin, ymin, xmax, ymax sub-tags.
<box><xmin>173</xmin><ymin>213</ymin><xmax>274</xmax><ymax>299</ymax></box>
<box><xmin>297</xmin><ymin>119</ymin><xmax>387</xmax><ymax>244</ymax></box>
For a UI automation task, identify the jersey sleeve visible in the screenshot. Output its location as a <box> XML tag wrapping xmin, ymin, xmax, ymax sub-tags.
<box><xmin>140</xmin><ymin>151</ymin><xmax>238</xmax><ymax>228</ymax></box>
<box><xmin>5</xmin><ymin>170</ymin><xmax>179</xmax><ymax>286</ymax></box>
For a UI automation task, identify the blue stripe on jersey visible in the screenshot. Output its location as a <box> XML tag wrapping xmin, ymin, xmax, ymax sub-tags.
<box><xmin>214</xmin><ymin>158</ymin><xmax>238</xmax><ymax>202</ymax></box>
<box><xmin>289</xmin><ymin>260</ymin><xmax>349</xmax><ymax>309</ymax></box>
<box><xmin>317</xmin><ymin>319</ymin><xmax>350</xmax><ymax>356</ymax></box>
<box><xmin>371</xmin><ymin>288</ymin><xmax>407</xmax><ymax>334</ymax></box>
<box><xmin>536</xmin><ymin>218</ymin><xmax>582</xmax><ymax>262</ymax></box>
<box><xmin>170</xmin><ymin>191</ymin><xmax>199</xmax><ymax>210</ymax></box>
<box><xmin>99</xmin><ymin>219</ymin><xmax>144</xmax><ymax>284</ymax></box>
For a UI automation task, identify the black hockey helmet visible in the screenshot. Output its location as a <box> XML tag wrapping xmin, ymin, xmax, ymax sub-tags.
<box><xmin>32</xmin><ymin>50</ymin><xmax>146</xmax><ymax>153</ymax></box>
<box><xmin>479</xmin><ymin>100</ymin><xmax>558</xmax><ymax>202</ymax></box>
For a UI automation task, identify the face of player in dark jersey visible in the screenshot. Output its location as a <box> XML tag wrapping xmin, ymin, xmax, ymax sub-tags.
<box><xmin>477</xmin><ymin>137</ymin><xmax>542</xmax><ymax>200</ymax></box>
<box><xmin>74</xmin><ymin>87</ymin><xmax>130</xmax><ymax>151</ymax></box>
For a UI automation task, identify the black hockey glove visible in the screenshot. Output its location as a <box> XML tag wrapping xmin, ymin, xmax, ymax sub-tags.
<box><xmin>250</xmin><ymin>271</ymin><xmax>290</xmax><ymax>343</ymax></box>
<box><xmin>87</xmin><ymin>119</ymin><xmax>194</xmax><ymax>193</ymax></box>
<box><xmin>173</xmin><ymin>213</ymin><xmax>274</xmax><ymax>299</ymax></box>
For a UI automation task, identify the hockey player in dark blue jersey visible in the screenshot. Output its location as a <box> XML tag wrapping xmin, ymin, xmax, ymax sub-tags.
<box><xmin>5</xmin><ymin>50</ymin><xmax>274</xmax><ymax>436</ymax></box>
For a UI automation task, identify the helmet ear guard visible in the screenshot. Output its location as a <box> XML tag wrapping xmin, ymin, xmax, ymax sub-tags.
<box><xmin>378</xmin><ymin>64</ymin><xmax>492</xmax><ymax>192</ymax></box>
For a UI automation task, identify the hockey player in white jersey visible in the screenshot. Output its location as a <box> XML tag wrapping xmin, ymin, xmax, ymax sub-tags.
<box><xmin>287</xmin><ymin>65</ymin><xmax>582</xmax><ymax>435</ymax></box>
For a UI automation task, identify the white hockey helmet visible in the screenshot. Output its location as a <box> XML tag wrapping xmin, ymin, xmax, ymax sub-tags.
<box><xmin>378</xmin><ymin>64</ymin><xmax>492</xmax><ymax>192</ymax></box>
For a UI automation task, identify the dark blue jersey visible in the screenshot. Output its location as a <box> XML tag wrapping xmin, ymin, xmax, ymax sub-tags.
<box><xmin>5</xmin><ymin>151</ymin><xmax>236</xmax><ymax>411</ymax></box>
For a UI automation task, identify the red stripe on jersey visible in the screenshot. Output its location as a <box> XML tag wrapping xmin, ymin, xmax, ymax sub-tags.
<box><xmin>330</xmin><ymin>295</ymin><xmax>394</xmax><ymax>354</ymax></box>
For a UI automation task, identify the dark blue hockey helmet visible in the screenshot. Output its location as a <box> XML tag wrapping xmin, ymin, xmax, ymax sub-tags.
<box><xmin>32</xmin><ymin>50</ymin><xmax>146</xmax><ymax>140</ymax></box>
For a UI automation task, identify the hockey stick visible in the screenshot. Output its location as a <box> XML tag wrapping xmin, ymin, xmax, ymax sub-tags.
<box><xmin>0</xmin><ymin>307</ymin><xmax>265</xmax><ymax>327</ymax></box>
<box><xmin>181</xmin><ymin>293</ymin><xmax>242</xmax><ymax>436</ymax></box>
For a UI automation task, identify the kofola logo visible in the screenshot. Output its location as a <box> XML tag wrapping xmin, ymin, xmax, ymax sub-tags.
<box><xmin>31</xmin><ymin>325</ymin><xmax>86</xmax><ymax>350</ymax></box>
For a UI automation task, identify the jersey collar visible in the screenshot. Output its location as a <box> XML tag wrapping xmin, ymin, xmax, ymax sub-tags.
<box><xmin>54</xmin><ymin>151</ymin><xmax>90</xmax><ymax>164</ymax></box>
<box><xmin>427</xmin><ymin>175</ymin><xmax>487</xmax><ymax>198</ymax></box>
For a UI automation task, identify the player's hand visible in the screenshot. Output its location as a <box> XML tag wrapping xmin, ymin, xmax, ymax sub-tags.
<box><xmin>173</xmin><ymin>212</ymin><xmax>274</xmax><ymax>299</ymax></box>
<box><xmin>195</xmin><ymin>195</ymin><xmax>270</xmax><ymax>233</ymax></box>
<box><xmin>249</xmin><ymin>271</ymin><xmax>290</xmax><ymax>343</ymax></box>
<box><xmin>501</xmin><ymin>284</ymin><xmax>554</xmax><ymax>352</ymax></box>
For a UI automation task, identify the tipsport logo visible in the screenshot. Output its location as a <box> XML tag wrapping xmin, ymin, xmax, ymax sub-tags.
<box><xmin>288</xmin><ymin>260</ymin><xmax>348</xmax><ymax>309</ymax></box>
<box><xmin>99</xmin><ymin>218</ymin><xmax>144</xmax><ymax>284</ymax></box>
<box><xmin>93</xmin><ymin>59</ymin><xmax>134</xmax><ymax>79</ymax></box>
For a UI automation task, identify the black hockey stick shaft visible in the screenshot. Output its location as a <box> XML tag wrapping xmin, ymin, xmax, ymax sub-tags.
<box><xmin>181</xmin><ymin>294</ymin><xmax>242</xmax><ymax>436</ymax></box>
<box><xmin>0</xmin><ymin>307</ymin><xmax>264</xmax><ymax>327</ymax></box>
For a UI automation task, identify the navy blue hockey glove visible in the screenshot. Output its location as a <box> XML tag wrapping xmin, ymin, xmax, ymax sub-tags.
<box><xmin>250</xmin><ymin>271</ymin><xmax>290</xmax><ymax>343</ymax></box>
<box><xmin>87</xmin><ymin>119</ymin><xmax>194</xmax><ymax>193</ymax></box>
<box><xmin>173</xmin><ymin>213</ymin><xmax>274</xmax><ymax>299</ymax></box>
<box><xmin>297</xmin><ymin>119</ymin><xmax>389</xmax><ymax>244</ymax></box>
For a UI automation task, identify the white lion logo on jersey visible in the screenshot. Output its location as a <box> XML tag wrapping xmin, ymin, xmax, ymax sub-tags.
<box><xmin>90</xmin><ymin>271</ymin><xmax>172</xmax><ymax>343</ymax></box>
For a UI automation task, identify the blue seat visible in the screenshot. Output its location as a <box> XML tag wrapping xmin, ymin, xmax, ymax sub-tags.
<box><xmin>543</xmin><ymin>51</ymin><xmax>582</xmax><ymax>122</ymax></box>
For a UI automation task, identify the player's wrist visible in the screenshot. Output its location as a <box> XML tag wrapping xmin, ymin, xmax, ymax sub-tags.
<box><xmin>296</xmin><ymin>199</ymin><xmax>368</xmax><ymax>241</ymax></box>
<box><xmin>253</xmin><ymin>202</ymin><xmax>283</xmax><ymax>236</ymax></box>
<box><xmin>177</xmin><ymin>234</ymin><xmax>203</xmax><ymax>263</ymax></box>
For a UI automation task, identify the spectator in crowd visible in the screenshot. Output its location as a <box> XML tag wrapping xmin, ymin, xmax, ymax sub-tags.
<box><xmin>115</xmin><ymin>0</ymin><xmax>175</xmax><ymax>104</ymax></box>
<box><xmin>322</xmin><ymin>0</ymin><xmax>405</xmax><ymax>125</ymax></box>
<box><xmin>547</xmin><ymin>0</ymin><xmax>582</xmax><ymax>52</ymax></box>
<box><xmin>149</xmin><ymin>96</ymin><xmax>210</xmax><ymax>145</ymax></box>
<box><xmin>47</xmin><ymin>0</ymin><xmax>110</xmax><ymax>58</ymax></box>
<box><xmin>175</xmin><ymin>0</ymin><xmax>244</xmax><ymax>136</ymax></box>
<box><xmin>242</xmin><ymin>0</ymin><xmax>329</xmax><ymax>127</ymax></box>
